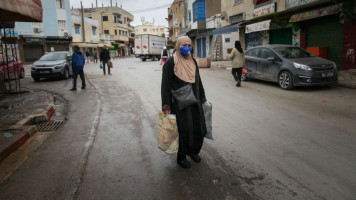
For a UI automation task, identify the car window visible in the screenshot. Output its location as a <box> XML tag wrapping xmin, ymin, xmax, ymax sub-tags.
<box><xmin>246</xmin><ymin>48</ymin><xmax>259</xmax><ymax>57</ymax></box>
<box><xmin>274</xmin><ymin>47</ymin><xmax>312</xmax><ymax>58</ymax></box>
<box><xmin>259</xmin><ymin>48</ymin><xmax>278</xmax><ymax>60</ymax></box>
<box><xmin>40</xmin><ymin>53</ymin><xmax>67</xmax><ymax>61</ymax></box>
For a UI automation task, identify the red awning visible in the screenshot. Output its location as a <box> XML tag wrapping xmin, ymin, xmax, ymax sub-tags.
<box><xmin>0</xmin><ymin>0</ymin><xmax>43</xmax><ymax>22</ymax></box>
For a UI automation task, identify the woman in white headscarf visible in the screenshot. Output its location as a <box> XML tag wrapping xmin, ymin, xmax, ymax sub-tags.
<box><xmin>161</xmin><ymin>36</ymin><xmax>207</xmax><ymax>169</ymax></box>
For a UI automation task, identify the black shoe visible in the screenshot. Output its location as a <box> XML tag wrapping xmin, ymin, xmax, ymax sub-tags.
<box><xmin>108</xmin><ymin>73</ymin><xmax>112</xmax><ymax>75</ymax></box>
<box><xmin>177</xmin><ymin>158</ymin><xmax>191</xmax><ymax>169</ymax></box>
<box><xmin>70</xmin><ymin>88</ymin><xmax>77</xmax><ymax>91</ymax></box>
<box><xmin>81</xmin><ymin>86</ymin><xmax>86</xmax><ymax>89</ymax></box>
<box><xmin>188</xmin><ymin>154</ymin><xmax>201</xmax><ymax>163</ymax></box>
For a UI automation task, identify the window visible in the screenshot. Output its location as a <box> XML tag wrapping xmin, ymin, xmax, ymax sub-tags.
<box><xmin>74</xmin><ymin>26</ymin><xmax>80</xmax><ymax>34</ymax></box>
<box><xmin>193</xmin><ymin>0</ymin><xmax>206</xmax><ymax>22</ymax></box>
<box><xmin>104</xmin><ymin>30</ymin><xmax>109</xmax><ymax>34</ymax></box>
<box><xmin>258</xmin><ymin>48</ymin><xmax>278</xmax><ymax>59</ymax></box>
<box><xmin>143</xmin><ymin>29</ymin><xmax>147</xmax><ymax>32</ymax></box>
<box><xmin>233</xmin><ymin>0</ymin><xmax>243</xmax><ymax>5</ymax></box>
<box><xmin>189</xmin><ymin>11</ymin><xmax>191</xmax><ymax>22</ymax></box>
<box><xmin>118</xmin><ymin>20</ymin><xmax>123</xmax><ymax>24</ymax></box>
<box><xmin>119</xmin><ymin>30</ymin><xmax>122</xmax><ymax>35</ymax></box>
<box><xmin>124</xmin><ymin>17</ymin><xmax>127</xmax><ymax>24</ymax></box>
<box><xmin>58</xmin><ymin>20</ymin><xmax>66</xmax><ymax>29</ymax></box>
<box><xmin>56</xmin><ymin>0</ymin><xmax>65</xmax><ymax>9</ymax></box>
<box><xmin>255</xmin><ymin>0</ymin><xmax>270</xmax><ymax>5</ymax></box>
<box><xmin>246</xmin><ymin>48</ymin><xmax>260</xmax><ymax>57</ymax></box>
<box><xmin>92</xmin><ymin>27</ymin><xmax>97</xmax><ymax>35</ymax></box>
<box><xmin>103</xmin><ymin>16</ymin><xmax>108</xmax><ymax>21</ymax></box>
<box><xmin>115</xmin><ymin>30</ymin><xmax>117</xmax><ymax>35</ymax></box>
<box><xmin>225</xmin><ymin>38</ymin><xmax>230</xmax><ymax>43</ymax></box>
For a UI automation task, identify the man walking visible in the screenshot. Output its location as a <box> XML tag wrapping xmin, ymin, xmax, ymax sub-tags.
<box><xmin>70</xmin><ymin>46</ymin><xmax>86</xmax><ymax>91</ymax></box>
<box><xmin>85</xmin><ymin>48</ymin><xmax>91</xmax><ymax>63</ymax></box>
<box><xmin>100</xmin><ymin>45</ymin><xmax>111</xmax><ymax>75</ymax></box>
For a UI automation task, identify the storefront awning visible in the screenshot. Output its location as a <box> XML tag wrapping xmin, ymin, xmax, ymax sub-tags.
<box><xmin>71</xmin><ymin>43</ymin><xmax>100</xmax><ymax>48</ymax></box>
<box><xmin>0</xmin><ymin>0</ymin><xmax>42</xmax><ymax>22</ymax></box>
<box><xmin>290</xmin><ymin>4</ymin><xmax>341</xmax><ymax>23</ymax></box>
<box><xmin>212</xmin><ymin>24</ymin><xmax>239</xmax><ymax>35</ymax></box>
<box><xmin>245</xmin><ymin>20</ymin><xmax>271</xmax><ymax>34</ymax></box>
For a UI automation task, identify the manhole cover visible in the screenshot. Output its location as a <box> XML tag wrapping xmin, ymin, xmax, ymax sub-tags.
<box><xmin>36</xmin><ymin>120</ymin><xmax>63</xmax><ymax>132</ymax></box>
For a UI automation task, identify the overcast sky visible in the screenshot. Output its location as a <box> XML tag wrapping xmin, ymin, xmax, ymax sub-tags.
<box><xmin>69</xmin><ymin>0</ymin><xmax>173</xmax><ymax>27</ymax></box>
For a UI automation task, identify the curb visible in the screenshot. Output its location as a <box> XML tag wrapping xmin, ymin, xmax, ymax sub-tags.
<box><xmin>0</xmin><ymin>93</ymin><xmax>56</xmax><ymax>162</ymax></box>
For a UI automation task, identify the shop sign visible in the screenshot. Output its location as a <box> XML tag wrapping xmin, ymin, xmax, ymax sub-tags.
<box><xmin>290</xmin><ymin>4</ymin><xmax>341</xmax><ymax>22</ymax></box>
<box><xmin>286</xmin><ymin>0</ymin><xmax>317</xmax><ymax>9</ymax></box>
<box><xmin>25</xmin><ymin>38</ymin><xmax>45</xmax><ymax>43</ymax></box>
<box><xmin>245</xmin><ymin>20</ymin><xmax>271</xmax><ymax>33</ymax></box>
<box><xmin>253</xmin><ymin>2</ymin><xmax>276</xmax><ymax>17</ymax></box>
<box><xmin>46</xmin><ymin>39</ymin><xmax>70</xmax><ymax>45</ymax></box>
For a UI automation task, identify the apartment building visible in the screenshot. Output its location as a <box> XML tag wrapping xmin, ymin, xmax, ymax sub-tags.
<box><xmin>14</xmin><ymin>0</ymin><xmax>72</xmax><ymax>62</ymax></box>
<box><xmin>72</xmin><ymin>5</ymin><xmax>134</xmax><ymax>57</ymax></box>
<box><xmin>71</xmin><ymin>15</ymin><xmax>100</xmax><ymax>58</ymax></box>
<box><xmin>135</xmin><ymin>22</ymin><xmax>165</xmax><ymax>36</ymax></box>
<box><xmin>168</xmin><ymin>0</ymin><xmax>185</xmax><ymax>46</ymax></box>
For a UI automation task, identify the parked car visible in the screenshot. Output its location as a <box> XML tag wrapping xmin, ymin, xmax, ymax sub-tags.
<box><xmin>0</xmin><ymin>54</ymin><xmax>25</xmax><ymax>79</ymax></box>
<box><xmin>243</xmin><ymin>45</ymin><xmax>338</xmax><ymax>90</ymax></box>
<box><xmin>31</xmin><ymin>51</ymin><xmax>72</xmax><ymax>81</ymax></box>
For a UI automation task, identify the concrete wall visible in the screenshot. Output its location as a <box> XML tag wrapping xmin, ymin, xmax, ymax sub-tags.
<box><xmin>42</xmin><ymin>0</ymin><xmax>59</xmax><ymax>36</ymax></box>
<box><xmin>206</xmin><ymin>0</ymin><xmax>221</xmax><ymax>18</ymax></box>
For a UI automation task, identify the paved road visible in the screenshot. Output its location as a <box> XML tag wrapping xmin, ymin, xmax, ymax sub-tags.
<box><xmin>0</xmin><ymin>58</ymin><xmax>355</xmax><ymax>200</ymax></box>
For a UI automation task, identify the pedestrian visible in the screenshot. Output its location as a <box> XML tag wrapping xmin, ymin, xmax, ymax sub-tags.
<box><xmin>100</xmin><ymin>45</ymin><xmax>111</xmax><ymax>75</ymax></box>
<box><xmin>85</xmin><ymin>48</ymin><xmax>90</xmax><ymax>63</ymax></box>
<box><xmin>161</xmin><ymin>36</ymin><xmax>207</xmax><ymax>169</ymax></box>
<box><xmin>160</xmin><ymin>46</ymin><xmax>169</xmax><ymax>65</ymax></box>
<box><xmin>227</xmin><ymin>41</ymin><xmax>245</xmax><ymax>87</ymax></box>
<box><xmin>70</xmin><ymin>46</ymin><xmax>86</xmax><ymax>91</ymax></box>
<box><xmin>94</xmin><ymin>54</ymin><xmax>98</xmax><ymax>63</ymax></box>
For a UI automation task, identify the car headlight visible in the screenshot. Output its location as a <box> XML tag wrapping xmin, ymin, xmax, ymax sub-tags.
<box><xmin>293</xmin><ymin>62</ymin><xmax>312</xmax><ymax>71</ymax></box>
<box><xmin>331</xmin><ymin>61</ymin><xmax>337</xmax><ymax>69</ymax></box>
<box><xmin>54</xmin><ymin>64</ymin><xmax>64</xmax><ymax>69</ymax></box>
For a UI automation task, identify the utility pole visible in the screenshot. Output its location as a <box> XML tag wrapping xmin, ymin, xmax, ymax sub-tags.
<box><xmin>81</xmin><ymin>1</ymin><xmax>85</xmax><ymax>42</ymax></box>
<box><xmin>96</xmin><ymin>0</ymin><xmax>98</xmax><ymax>8</ymax></box>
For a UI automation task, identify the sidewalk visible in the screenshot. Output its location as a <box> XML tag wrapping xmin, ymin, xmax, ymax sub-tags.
<box><xmin>0</xmin><ymin>90</ymin><xmax>55</xmax><ymax>162</ymax></box>
<box><xmin>211</xmin><ymin>61</ymin><xmax>356</xmax><ymax>89</ymax></box>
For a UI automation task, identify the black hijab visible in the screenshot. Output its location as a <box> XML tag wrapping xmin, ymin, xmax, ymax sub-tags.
<box><xmin>235</xmin><ymin>41</ymin><xmax>243</xmax><ymax>53</ymax></box>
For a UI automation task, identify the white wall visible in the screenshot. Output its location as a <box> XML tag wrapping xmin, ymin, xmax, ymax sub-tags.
<box><xmin>222</xmin><ymin>32</ymin><xmax>239</xmax><ymax>59</ymax></box>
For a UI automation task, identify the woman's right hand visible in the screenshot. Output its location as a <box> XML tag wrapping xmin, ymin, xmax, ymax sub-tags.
<box><xmin>163</xmin><ymin>110</ymin><xmax>171</xmax><ymax>115</ymax></box>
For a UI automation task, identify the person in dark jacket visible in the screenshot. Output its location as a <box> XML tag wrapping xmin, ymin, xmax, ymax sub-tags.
<box><xmin>85</xmin><ymin>49</ymin><xmax>90</xmax><ymax>63</ymax></box>
<box><xmin>100</xmin><ymin>45</ymin><xmax>111</xmax><ymax>75</ymax></box>
<box><xmin>161</xmin><ymin>36</ymin><xmax>207</xmax><ymax>169</ymax></box>
<box><xmin>71</xmin><ymin>46</ymin><xmax>86</xmax><ymax>91</ymax></box>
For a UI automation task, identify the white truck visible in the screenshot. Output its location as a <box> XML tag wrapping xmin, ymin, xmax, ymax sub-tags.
<box><xmin>135</xmin><ymin>34</ymin><xmax>165</xmax><ymax>61</ymax></box>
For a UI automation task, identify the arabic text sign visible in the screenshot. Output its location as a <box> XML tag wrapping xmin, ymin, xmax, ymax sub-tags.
<box><xmin>254</xmin><ymin>2</ymin><xmax>276</xmax><ymax>17</ymax></box>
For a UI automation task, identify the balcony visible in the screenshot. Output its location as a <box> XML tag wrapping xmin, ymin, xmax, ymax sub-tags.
<box><xmin>100</xmin><ymin>34</ymin><xmax>115</xmax><ymax>41</ymax></box>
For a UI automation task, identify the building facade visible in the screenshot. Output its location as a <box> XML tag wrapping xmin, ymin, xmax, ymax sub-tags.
<box><xmin>14</xmin><ymin>0</ymin><xmax>72</xmax><ymax>62</ymax></box>
<box><xmin>72</xmin><ymin>5</ymin><xmax>134</xmax><ymax>57</ymax></box>
<box><xmin>135</xmin><ymin>22</ymin><xmax>165</xmax><ymax>36</ymax></box>
<box><xmin>71</xmin><ymin>15</ymin><xmax>100</xmax><ymax>59</ymax></box>
<box><xmin>168</xmin><ymin>0</ymin><xmax>185</xmax><ymax>46</ymax></box>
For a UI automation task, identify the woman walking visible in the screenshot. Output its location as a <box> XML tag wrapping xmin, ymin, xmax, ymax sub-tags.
<box><xmin>228</xmin><ymin>41</ymin><xmax>245</xmax><ymax>87</ymax></box>
<box><xmin>161</xmin><ymin>36</ymin><xmax>207</xmax><ymax>169</ymax></box>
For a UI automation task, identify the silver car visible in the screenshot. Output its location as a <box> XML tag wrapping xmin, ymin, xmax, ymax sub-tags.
<box><xmin>31</xmin><ymin>51</ymin><xmax>72</xmax><ymax>81</ymax></box>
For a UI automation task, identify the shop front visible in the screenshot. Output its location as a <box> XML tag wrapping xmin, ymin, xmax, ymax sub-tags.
<box><xmin>290</xmin><ymin>4</ymin><xmax>344</xmax><ymax>69</ymax></box>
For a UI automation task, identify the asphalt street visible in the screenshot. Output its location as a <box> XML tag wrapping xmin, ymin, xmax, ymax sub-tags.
<box><xmin>0</xmin><ymin>58</ymin><xmax>355</xmax><ymax>200</ymax></box>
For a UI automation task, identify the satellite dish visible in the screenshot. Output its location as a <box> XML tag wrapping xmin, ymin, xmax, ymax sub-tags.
<box><xmin>141</xmin><ymin>17</ymin><xmax>145</xmax><ymax>24</ymax></box>
<box><xmin>221</xmin><ymin>11</ymin><xmax>227</xmax><ymax>21</ymax></box>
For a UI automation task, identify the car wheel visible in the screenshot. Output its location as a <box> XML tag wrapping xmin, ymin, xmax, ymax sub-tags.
<box><xmin>62</xmin><ymin>68</ymin><xmax>69</xmax><ymax>79</ymax></box>
<box><xmin>19</xmin><ymin>69</ymin><xmax>25</xmax><ymax>79</ymax></box>
<box><xmin>142</xmin><ymin>58</ymin><xmax>147</xmax><ymax>61</ymax></box>
<box><xmin>279</xmin><ymin>71</ymin><xmax>294</xmax><ymax>90</ymax></box>
<box><xmin>241</xmin><ymin>74</ymin><xmax>248</xmax><ymax>81</ymax></box>
<box><xmin>33</xmin><ymin>77</ymin><xmax>40</xmax><ymax>82</ymax></box>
